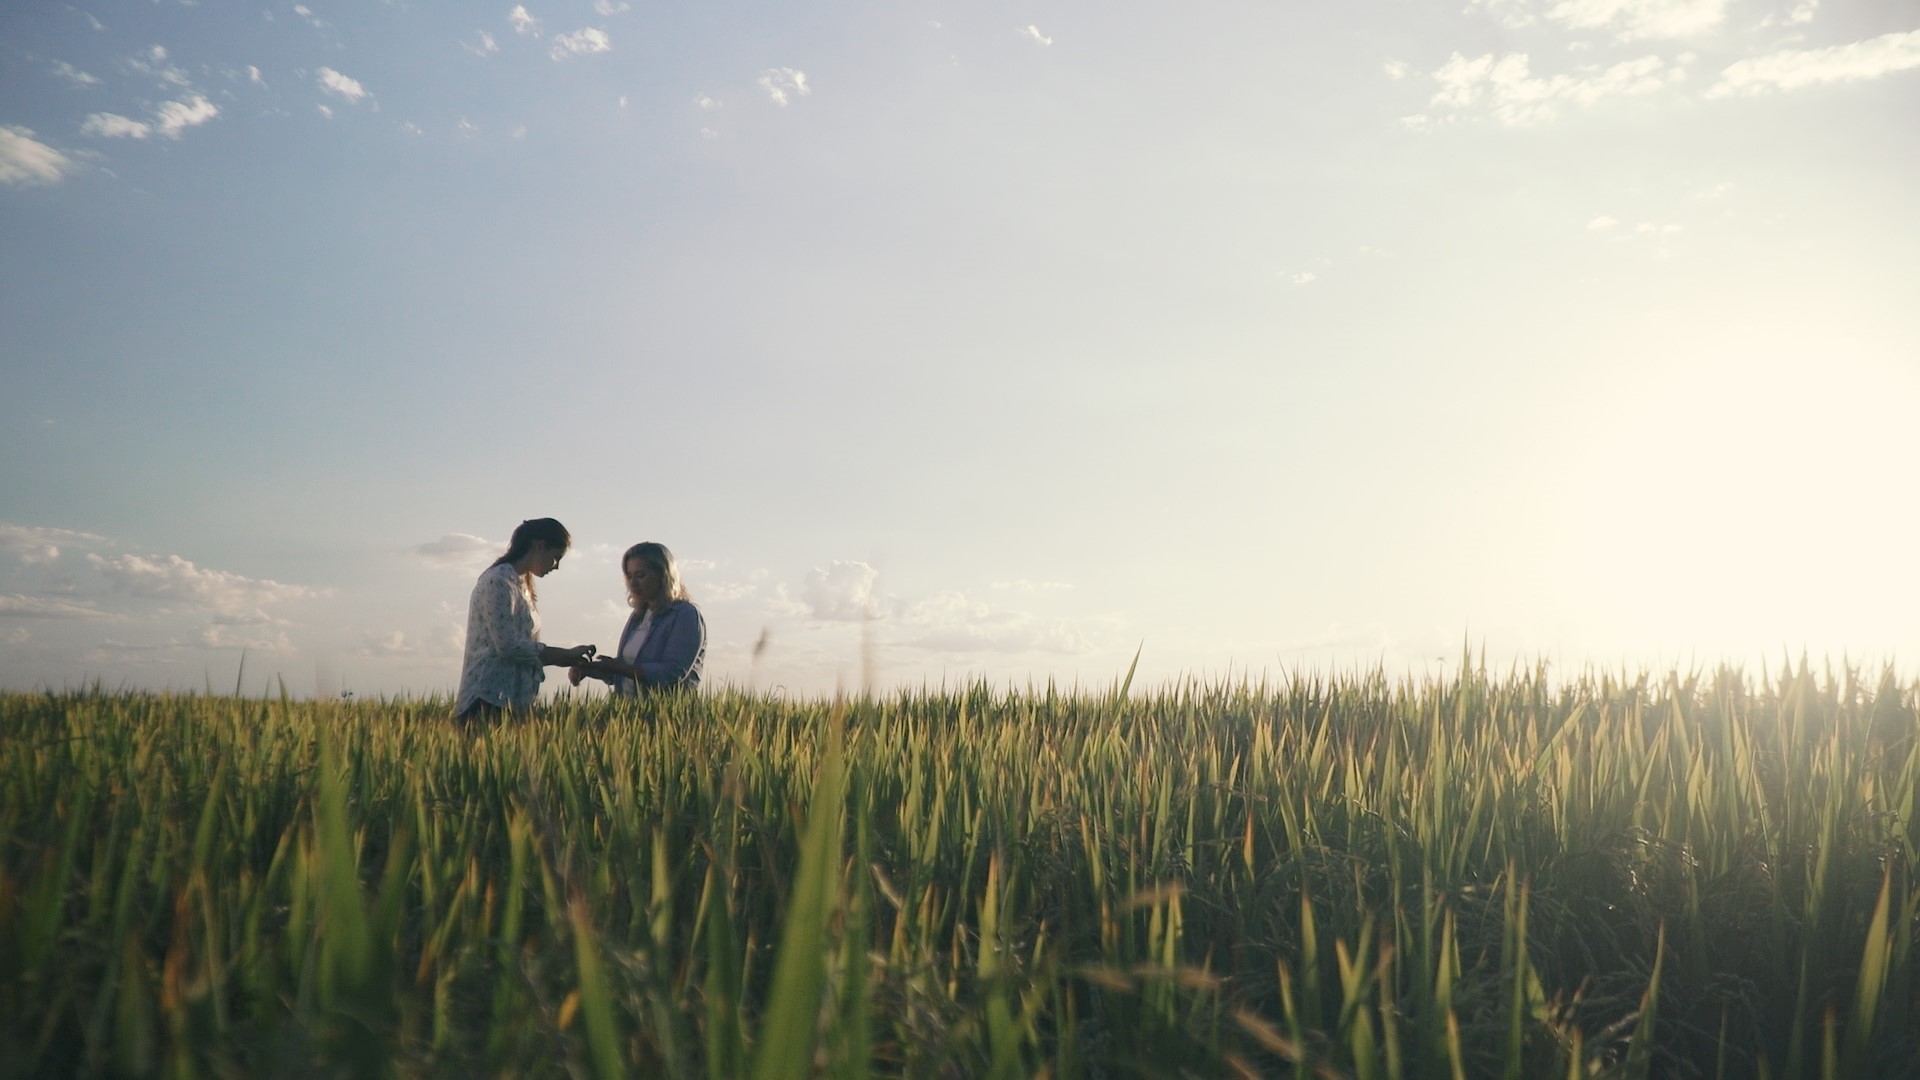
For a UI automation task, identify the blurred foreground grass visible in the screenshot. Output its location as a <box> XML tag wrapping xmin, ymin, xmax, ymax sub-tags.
<box><xmin>3</xmin><ymin>659</ymin><xmax>1918</xmax><ymax>1078</ymax></box>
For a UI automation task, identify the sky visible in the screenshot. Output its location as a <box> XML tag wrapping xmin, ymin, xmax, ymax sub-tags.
<box><xmin>2</xmin><ymin>0</ymin><xmax>1917</xmax><ymax>700</ymax></box>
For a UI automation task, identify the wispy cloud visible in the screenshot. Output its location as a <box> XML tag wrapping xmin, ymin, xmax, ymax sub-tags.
<box><xmin>0</xmin><ymin>595</ymin><xmax>117</xmax><ymax>620</ymax></box>
<box><xmin>126</xmin><ymin>44</ymin><xmax>192</xmax><ymax>89</ymax></box>
<box><xmin>317</xmin><ymin>67</ymin><xmax>369</xmax><ymax>102</ymax></box>
<box><xmin>896</xmin><ymin>591</ymin><xmax>1089</xmax><ymax>655</ymax></box>
<box><xmin>201</xmin><ymin>624</ymin><xmax>294</xmax><ymax>652</ymax></box>
<box><xmin>465</xmin><ymin>30</ymin><xmax>500</xmax><ymax>57</ymax></box>
<box><xmin>990</xmin><ymin>579</ymin><xmax>1074</xmax><ymax>594</ymax></box>
<box><xmin>694</xmin><ymin>93</ymin><xmax>721</xmax><ymax>110</ymax></box>
<box><xmin>52</xmin><ymin>60</ymin><xmax>100</xmax><ymax>86</ymax></box>
<box><xmin>89</xmin><ymin>552</ymin><xmax>322</xmax><ymax>620</ymax></box>
<box><xmin>1469</xmin><ymin>0</ymin><xmax>1728</xmax><ymax>41</ymax></box>
<box><xmin>414</xmin><ymin>533</ymin><xmax>500</xmax><ymax>570</ymax></box>
<box><xmin>155</xmin><ymin>95</ymin><xmax>219</xmax><ymax>138</ymax></box>
<box><xmin>82</xmin><ymin>112</ymin><xmax>150</xmax><ymax>138</ymax></box>
<box><xmin>359</xmin><ymin>630</ymin><xmax>415</xmax><ymax>657</ymax></box>
<box><xmin>757</xmin><ymin>67</ymin><xmax>810</xmax><ymax>106</ymax></box>
<box><xmin>1709</xmin><ymin>29</ymin><xmax>1920</xmax><ymax>97</ymax></box>
<box><xmin>0</xmin><ymin>126</ymin><xmax>75</xmax><ymax>186</ymax></box>
<box><xmin>593</xmin><ymin>0</ymin><xmax>629</xmax><ymax>14</ymax></box>
<box><xmin>550</xmin><ymin>27</ymin><xmax>611</xmax><ymax>60</ymax></box>
<box><xmin>0</xmin><ymin>524</ymin><xmax>108</xmax><ymax>564</ymax></box>
<box><xmin>508</xmin><ymin>4</ymin><xmax>540</xmax><ymax>37</ymax></box>
<box><xmin>1760</xmin><ymin>0</ymin><xmax>1819</xmax><ymax>28</ymax></box>
<box><xmin>291</xmin><ymin>3</ymin><xmax>325</xmax><ymax>30</ymax></box>
<box><xmin>1422</xmin><ymin>51</ymin><xmax>1684</xmax><ymax>125</ymax></box>
<box><xmin>1587</xmin><ymin>215</ymin><xmax>1619</xmax><ymax>230</ymax></box>
<box><xmin>1020</xmin><ymin>25</ymin><xmax>1054</xmax><ymax>46</ymax></box>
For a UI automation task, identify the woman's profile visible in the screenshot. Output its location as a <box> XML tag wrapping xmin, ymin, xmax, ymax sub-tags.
<box><xmin>454</xmin><ymin>517</ymin><xmax>595</xmax><ymax>725</ymax></box>
<box><xmin>570</xmin><ymin>541</ymin><xmax>706</xmax><ymax>694</ymax></box>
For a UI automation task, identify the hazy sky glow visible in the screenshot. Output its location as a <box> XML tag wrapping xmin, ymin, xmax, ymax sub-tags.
<box><xmin>2</xmin><ymin>0</ymin><xmax>1916</xmax><ymax>698</ymax></box>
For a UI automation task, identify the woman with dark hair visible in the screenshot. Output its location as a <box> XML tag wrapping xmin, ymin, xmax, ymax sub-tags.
<box><xmin>570</xmin><ymin>541</ymin><xmax>706</xmax><ymax>694</ymax></box>
<box><xmin>454</xmin><ymin>517</ymin><xmax>596</xmax><ymax>724</ymax></box>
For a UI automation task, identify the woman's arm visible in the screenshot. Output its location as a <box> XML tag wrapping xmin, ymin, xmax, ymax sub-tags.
<box><xmin>572</xmin><ymin>606</ymin><xmax>704</xmax><ymax>687</ymax></box>
<box><xmin>474</xmin><ymin>570</ymin><xmax>542</xmax><ymax>669</ymax></box>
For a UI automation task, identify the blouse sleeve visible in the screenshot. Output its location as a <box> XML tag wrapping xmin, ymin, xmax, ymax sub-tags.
<box><xmin>474</xmin><ymin>569</ymin><xmax>541</xmax><ymax>669</ymax></box>
<box><xmin>636</xmin><ymin>604</ymin><xmax>705</xmax><ymax>687</ymax></box>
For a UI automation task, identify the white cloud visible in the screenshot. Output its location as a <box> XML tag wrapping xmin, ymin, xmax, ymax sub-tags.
<box><xmin>359</xmin><ymin>630</ymin><xmax>415</xmax><ymax>657</ymax></box>
<box><xmin>1709</xmin><ymin>29</ymin><xmax>1920</xmax><ymax>97</ymax></box>
<box><xmin>757</xmin><ymin>67</ymin><xmax>810</xmax><ymax>106</ymax></box>
<box><xmin>53</xmin><ymin>60</ymin><xmax>100</xmax><ymax>85</ymax></box>
<box><xmin>317</xmin><ymin>67</ymin><xmax>368</xmax><ymax>102</ymax></box>
<box><xmin>201</xmin><ymin>624</ymin><xmax>294</xmax><ymax>652</ymax></box>
<box><xmin>1696</xmin><ymin>181</ymin><xmax>1733</xmax><ymax>199</ymax></box>
<box><xmin>0</xmin><ymin>595</ymin><xmax>117</xmax><ymax>620</ymax></box>
<box><xmin>317</xmin><ymin>104</ymin><xmax>334</xmax><ymax>120</ymax></box>
<box><xmin>292</xmin><ymin>3</ymin><xmax>324</xmax><ymax>29</ymax></box>
<box><xmin>1761</xmin><ymin>0</ymin><xmax>1819</xmax><ymax>28</ymax></box>
<box><xmin>1545</xmin><ymin>0</ymin><xmax>1728</xmax><ymax>41</ymax></box>
<box><xmin>466</xmin><ymin>30</ymin><xmax>500</xmax><ymax>57</ymax></box>
<box><xmin>509</xmin><ymin>4</ymin><xmax>540</xmax><ymax>36</ymax></box>
<box><xmin>89</xmin><ymin>552</ymin><xmax>321</xmax><ymax>618</ymax></box>
<box><xmin>1383</xmin><ymin>60</ymin><xmax>1412</xmax><ymax>80</ymax></box>
<box><xmin>593</xmin><ymin>0</ymin><xmax>629</xmax><ymax>13</ymax></box>
<box><xmin>618</xmin><ymin>95</ymin><xmax>628</xmax><ymax>108</ymax></box>
<box><xmin>0</xmin><ymin>524</ymin><xmax>107</xmax><ymax>564</ymax></box>
<box><xmin>1290</xmin><ymin>272</ymin><xmax>1319</xmax><ymax>285</ymax></box>
<box><xmin>127</xmin><ymin>44</ymin><xmax>192</xmax><ymax>88</ymax></box>
<box><xmin>414</xmin><ymin>533</ymin><xmax>500</xmax><ymax>570</ymax></box>
<box><xmin>1467</xmin><ymin>0</ymin><xmax>1539</xmax><ymax>28</ymax></box>
<box><xmin>1021</xmin><ymin>25</ymin><xmax>1054</xmax><ymax>46</ymax></box>
<box><xmin>694</xmin><ymin>93</ymin><xmax>721</xmax><ymax>110</ymax></box>
<box><xmin>700</xmin><ymin>581</ymin><xmax>760</xmax><ymax>603</ymax></box>
<box><xmin>896</xmin><ymin>592</ymin><xmax>1089</xmax><ymax>655</ymax></box>
<box><xmin>990</xmin><ymin>579</ymin><xmax>1073</xmax><ymax>593</ymax></box>
<box><xmin>1587</xmin><ymin>214</ymin><xmax>1619</xmax><ymax>230</ymax></box>
<box><xmin>1428</xmin><ymin>51</ymin><xmax>1680</xmax><ymax>124</ymax></box>
<box><xmin>1470</xmin><ymin>0</ymin><xmax>1727</xmax><ymax>40</ymax></box>
<box><xmin>156</xmin><ymin>95</ymin><xmax>219</xmax><ymax>138</ymax></box>
<box><xmin>246</xmin><ymin>65</ymin><xmax>264</xmax><ymax>84</ymax></box>
<box><xmin>550</xmin><ymin>27</ymin><xmax>611</xmax><ymax>59</ymax></box>
<box><xmin>801</xmin><ymin>561</ymin><xmax>882</xmax><ymax>621</ymax></box>
<box><xmin>0</xmin><ymin>127</ymin><xmax>74</xmax><ymax>186</ymax></box>
<box><xmin>82</xmin><ymin>112</ymin><xmax>152</xmax><ymax>139</ymax></box>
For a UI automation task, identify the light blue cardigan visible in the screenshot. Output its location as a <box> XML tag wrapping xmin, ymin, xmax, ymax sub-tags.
<box><xmin>609</xmin><ymin>600</ymin><xmax>705</xmax><ymax>694</ymax></box>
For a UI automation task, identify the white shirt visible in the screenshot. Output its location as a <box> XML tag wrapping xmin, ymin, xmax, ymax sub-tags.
<box><xmin>619</xmin><ymin>610</ymin><xmax>655</xmax><ymax>665</ymax></box>
<box><xmin>455</xmin><ymin>562</ymin><xmax>543</xmax><ymax>713</ymax></box>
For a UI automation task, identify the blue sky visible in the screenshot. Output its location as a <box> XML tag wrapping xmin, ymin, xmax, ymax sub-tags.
<box><xmin>2</xmin><ymin>0</ymin><xmax>1917</xmax><ymax>698</ymax></box>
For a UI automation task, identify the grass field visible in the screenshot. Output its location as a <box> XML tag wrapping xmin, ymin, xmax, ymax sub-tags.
<box><xmin>3</xmin><ymin>659</ymin><xmax>1917</xmax><ymax>1078</ymax></box>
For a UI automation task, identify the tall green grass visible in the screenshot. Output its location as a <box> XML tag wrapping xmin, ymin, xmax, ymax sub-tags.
<box><xmin>2</xmin><ymin>658</ymin><xmax>1916</xmax><ymax>1077</ymax></box>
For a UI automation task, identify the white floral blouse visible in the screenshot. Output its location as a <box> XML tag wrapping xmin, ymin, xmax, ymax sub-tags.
<box><xmin>455</xmin><ymin>562</ymin><xmax>543</xmax><ymax>714</ymax></box>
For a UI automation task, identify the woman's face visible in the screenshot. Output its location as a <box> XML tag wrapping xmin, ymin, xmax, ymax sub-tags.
<box><xmin>528</xmin><ymin>540</ymin><xmax>565</xmax><ymax>577</ymax></box>
<box><xmin>625</xmin><ymin>557</ymin><xmax>663</xmax><ymax>607</ymax></box>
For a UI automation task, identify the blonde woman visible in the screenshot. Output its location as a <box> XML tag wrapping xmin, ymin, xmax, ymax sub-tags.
<box><xmin>570</xmin><ymin>541</ymin><xmax>706</xmax><ymax>693</ymax></box>
<box><xmin>454</xmin><ymin>518</ymin><xmax>596</xmax><ymax>724</ymax></box>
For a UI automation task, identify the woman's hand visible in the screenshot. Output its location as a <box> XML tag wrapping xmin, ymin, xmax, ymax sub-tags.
<box><xmin>539</xmin><ymin>644</ymin><xmax>597</xmax><ymax>667</ymax></box>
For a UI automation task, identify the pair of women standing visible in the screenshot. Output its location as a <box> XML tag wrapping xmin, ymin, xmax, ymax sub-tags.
<box><xmin>453</xmin><ymin>518</ymin><xmax>705</xmax><ymax>722</ymax></box>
